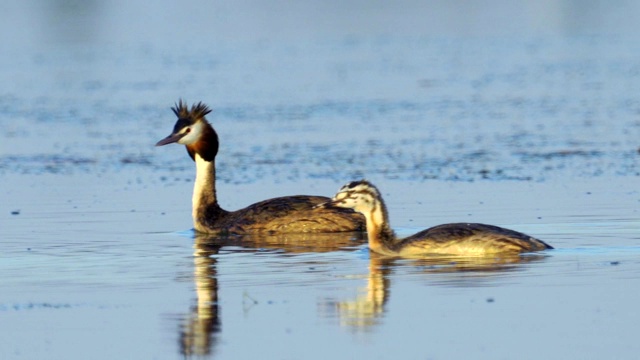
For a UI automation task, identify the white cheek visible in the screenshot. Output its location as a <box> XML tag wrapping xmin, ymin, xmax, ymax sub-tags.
<box><xmin>354</xmin><ymin>197</ymin><xmax>374</xmax><ymax>212</ymax></box>
<box><xmin>178</xmin><ymin>122</ymin><xmax>203</xmax><ymax>145</ymax></box>
<box><xmin>348</xmin><ymin>199</ymin><xmax>363</xmax><ymax>209</ymax></box>
<box><xmin>333</xmin><ymin>192</ymin><xmax>348</xmax><ymax>202</ymax></box>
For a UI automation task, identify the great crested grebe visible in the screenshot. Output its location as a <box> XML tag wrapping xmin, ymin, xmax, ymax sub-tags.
<box><xmin>320</xmin><ymin>180</ymin><xmax>553</xmax><ymax>256</ymax></box>
<box><xmin>155</xmin><ymin>100</ymin><xmax>364</xmax><ymax>234</ymax></box>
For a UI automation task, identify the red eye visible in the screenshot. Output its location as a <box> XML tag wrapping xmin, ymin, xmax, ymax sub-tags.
<box><xmin>185</xmin><ymin>128</ymin><xmax>191</xmax><ymax>134</ymax></box>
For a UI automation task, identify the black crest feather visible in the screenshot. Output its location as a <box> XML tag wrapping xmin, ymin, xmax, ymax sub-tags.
<box><xmin>171</xmin><ymin>100</ymin><xmax>213</xmax><ymax>121</ymax></box>
<box><xmin>347</xmin><ymin>179</ymin><xmax>371</xmax><ymax>189</ymax></box>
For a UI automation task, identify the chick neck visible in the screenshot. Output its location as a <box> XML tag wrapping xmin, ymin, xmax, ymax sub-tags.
<box><xmin>361</xmin><ymin>197</ymin><xmax>397</xmax><ymax>255</ymax></box>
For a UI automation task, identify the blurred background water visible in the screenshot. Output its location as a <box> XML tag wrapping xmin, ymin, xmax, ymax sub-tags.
<box><xmin>1</xmin><ymin>1</ymin><xmax>639</xmax><ymax>359</ymax></box>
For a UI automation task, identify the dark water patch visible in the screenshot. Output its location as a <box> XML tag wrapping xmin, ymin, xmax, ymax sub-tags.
<box><xmin>0</xmin><ymin>302</ymin><xmax>78</xmax><ymax>311</ymax></box>
<box><xmin>0</xmin><ymin>154</ymin><xmax>96</xmax><ymax>174</ymax></box>
<box><xmin>211</xmin><ymin>139</ymin><xmax>637</xmax><ymax>183</ymax></box>
<box><xmin>211</xmin><ymin>100</ymin><xmax>427</xmax><ymax>124</ymax></box>
<box><xmin>1</xmin><ymin>136</ymin><xmax>637</xmax><ymax>182</ymax></box>
<box><xmin>120</xmin><ymin>155</ymin><xmax>152</xmax><ymax>165</ymax></box>
<box><xmin>516</xmin><ymin>149</ymin><xmax>604</xmax><ymax>160</ymax></box>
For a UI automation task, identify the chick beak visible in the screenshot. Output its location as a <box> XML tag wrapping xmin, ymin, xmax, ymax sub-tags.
<box><xmin>314</xmin><ymin>199</ymin><xmax>339</xmax><ymax>209</ymax></box>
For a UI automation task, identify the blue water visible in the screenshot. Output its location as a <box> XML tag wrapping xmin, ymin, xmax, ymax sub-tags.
<box><xmin>2</xmin><ymin>1</ymin><xmax>640</xmax><ymax>359</ymax></box>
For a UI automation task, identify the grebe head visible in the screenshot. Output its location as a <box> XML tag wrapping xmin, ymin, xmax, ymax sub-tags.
<box><xmin>156</xmin><ymin>100</ymin><xmax>219</xmax><ymax>161</ymax></box>
<box><xmin>325</xmin><ymin>180</ymin><xmax>381</xmax><ymax>214</ymax></box>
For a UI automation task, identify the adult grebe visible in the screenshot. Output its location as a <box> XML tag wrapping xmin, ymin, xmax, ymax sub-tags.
<box><xmin>320</xmin><ymin>180</ymin><xmax>552</xmax><ymax>256</ymax></box>
<box><xmin>155</xmin><ymin>101</ymin><xmax>364</xmax><ymax>234</ymax></box>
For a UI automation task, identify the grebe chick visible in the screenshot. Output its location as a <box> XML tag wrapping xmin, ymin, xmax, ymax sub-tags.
<box><xmin>321</xmin><ymin>180</ymin><xmax>553</xmax><ymax>257</ymax></box>
<box><xmin>155</xmin><ymin>100</ymin><xmax>364</xmax><ymax>234</ymax></box>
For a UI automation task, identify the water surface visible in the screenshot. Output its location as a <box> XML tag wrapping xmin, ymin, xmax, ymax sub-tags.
<box><xmin>1</xmin><ymin>1</ymin><xmax>640</xmax><ymax>359</ymax></box>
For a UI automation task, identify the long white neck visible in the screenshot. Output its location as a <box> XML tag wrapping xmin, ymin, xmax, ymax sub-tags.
<box><xmin>193</xmin><ymin>153</ymin><xmax>217</xmax><ymax>221</ymax></box>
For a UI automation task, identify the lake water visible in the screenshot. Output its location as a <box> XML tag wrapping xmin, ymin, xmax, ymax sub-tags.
<box><xmin>1</xmin><ymin>1</ymin><xmax>640</xmax><ymax>359</ymax></box>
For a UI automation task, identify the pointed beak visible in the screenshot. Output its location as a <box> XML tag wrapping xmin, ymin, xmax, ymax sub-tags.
<box><xmin>155</xmin><ymin>132</ymin><xmax>185</xmax><ymax>146</ymax></box>
<box><xmin>314</xmin><ymin>199</ymin><xmax>340</xmax><ymax>209</ymax></box>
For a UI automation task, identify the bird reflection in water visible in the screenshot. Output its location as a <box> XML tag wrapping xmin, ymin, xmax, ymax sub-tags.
<box><xmin>323</xmin><ymin>256</ymin><xmax>391</xmax><ymax>329</ymax></box>
<box><xmin>179</xmin><ymin>231</ymin><xmax>365</xmax><ymax>356</ymax></box>
<box><xmin>325</xmin><ymin>253</ymin><xmax>550</xmax><ymax>331</ymax></box>
<box><xmin>179</xmin><ymin>230</ymin><xmax>548</xmax><ymax>346</ymax></box>
<box><xmin>179</xmin><ymin>238</ymin><xmax>221</xmax><ymax>357</ymax></box>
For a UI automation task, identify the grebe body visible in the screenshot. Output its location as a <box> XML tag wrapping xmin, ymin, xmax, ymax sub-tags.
<box><xmin>322</xmin><ymin>180</ymin><xmax>552</xmax><ymax>256</ymax></box>
<box><xmin>156</xmin><ymin>101</ymin><xmax>364</xmax><ymax>234</ymax></box>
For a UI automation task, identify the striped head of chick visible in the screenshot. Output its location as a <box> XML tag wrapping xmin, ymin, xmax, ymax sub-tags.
<box><xmin>326</xmin><ymin>180</ymin><xmax>382</xmax><ymax>214</ymax></box>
